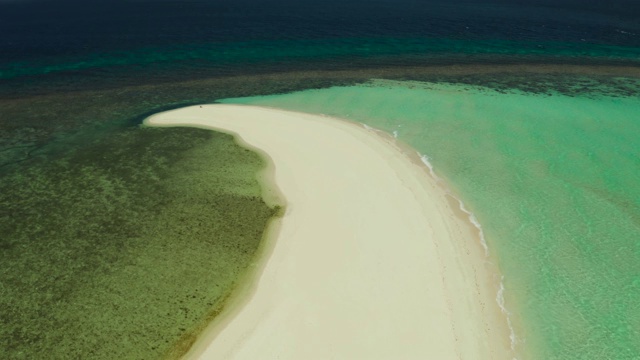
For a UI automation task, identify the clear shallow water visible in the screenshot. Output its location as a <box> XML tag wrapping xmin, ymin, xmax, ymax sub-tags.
<box><xmin>2</xmin><ymin>0</ymin><xmax>640</xmax><ymax>358</ymax></box>
<box><xmin>0</xmin><ymin>125</ymin><xmax>279</xmax><ymax>359</ymax></box>
<box><xmin>222</xmin><ymin>81</ymin><xmax>640</xmax><ymax>359</ymax></box>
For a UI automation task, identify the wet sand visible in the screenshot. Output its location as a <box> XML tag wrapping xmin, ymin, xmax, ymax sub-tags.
<box><xmin>145</xmin><ymin>104</ymin><xmax>513</xmax><ymax>359</ymax></box>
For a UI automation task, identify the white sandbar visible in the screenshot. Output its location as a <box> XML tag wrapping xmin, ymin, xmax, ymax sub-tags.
<box><xmin>145</xmin><ymin>104</ymin><xmax>512</xmax><ymax>360</ymax></box>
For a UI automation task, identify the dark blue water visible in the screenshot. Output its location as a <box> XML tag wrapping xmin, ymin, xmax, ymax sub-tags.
<box><xmin>1</xmin><ymin>1</ymin><xmax>639</xmax><ymax>359</ymax></box>
<box><xmin>1</xmin><ymin>0</ymin><xmax>639</xmax><ymax>93</ymax></box>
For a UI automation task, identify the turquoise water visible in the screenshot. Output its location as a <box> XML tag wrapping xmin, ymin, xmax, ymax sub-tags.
<box><xmin>3</xmin><ymin>0</ymin><xmax>640</xmax><ymax>357</ymax></box>
<box><xmin>3</xmin><ymin>37</ymin><xmax>640</xmax><ymax>81</ymax></box>
<box><xmin>222</xmin><ymin>80</ymin><xmax>640</xmax><ymax>359</ymax></box>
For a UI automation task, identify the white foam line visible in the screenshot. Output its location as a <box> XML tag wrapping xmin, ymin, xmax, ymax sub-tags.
<box><xmin>418</xmin><ymin>153</ymin><xmax>440</xmax><ymax>182</ymax></box>
<box><xmin>364</xmin><ymin>123</ymin><xmax>518</xmax><ymax>357</ymax></box>
<box><xmin>456</xmin><ymin>200</ymin><xmax>490</xmax><ymax>257</ymax></box>
<box><xmin>362</xmin><ymin>123</ymin><xmax>375</xmax><ymax>131</ymax></box>
<box><xmin>418</xmin><ymin>150</ymin><xmax>519</xmax><ymax>358</ymax></box>
<box><xmin>497</xmin><ymin>278</ymin><xmax>519</xmax><ymax>358</ymax></box>
<box><xmin>154</xmin><ymin>105</ymin><xmax>510</xmax><ymax>359</ymax></box>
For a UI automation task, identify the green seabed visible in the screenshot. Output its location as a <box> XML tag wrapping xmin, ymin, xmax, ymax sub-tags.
<box><xmin>222</xmin><ymin>80</ymin><xmax>640</xmax><ymax>359</ymax></box>
<box><xmin>1</xmin><ymin>66</ymin><xmax>639</xmax><ymax>359</ymax></box>
<box><xmin>0</xmin><ymin>72</ymin><xmax>360</xmax><ymax>359</ymax></box>
<box><xmin>0</xmin><ymin>125</ymin><xmax>280</xmax><ymax>359</ymax></box>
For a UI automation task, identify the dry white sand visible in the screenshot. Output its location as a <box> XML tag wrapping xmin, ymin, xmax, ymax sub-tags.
<box><xmin>145</xmin><ymin>104</ymin><xmax>513</xmax><ymax>360</ymax></box>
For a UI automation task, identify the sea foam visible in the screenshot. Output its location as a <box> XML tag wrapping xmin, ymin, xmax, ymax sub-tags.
<box><xmin>418</xmin><ymin>150</ymin><xmax>518</xmax><ymax>358</ymax></box>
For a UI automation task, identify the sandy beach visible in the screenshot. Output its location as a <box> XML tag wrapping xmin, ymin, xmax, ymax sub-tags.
<box><xmin>145</xmin><ymin>104</ymin><xmax>513</xmax><ymax>360</ymax></box>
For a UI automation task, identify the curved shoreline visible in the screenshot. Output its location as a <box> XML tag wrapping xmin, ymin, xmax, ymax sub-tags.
<box><xmin>145</xmin><ymin>104</ymin><xmax>514</xmax><ymax>359</ymax></box>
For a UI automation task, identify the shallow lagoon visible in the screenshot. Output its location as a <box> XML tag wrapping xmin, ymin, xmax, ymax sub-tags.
<box><xmin>224</xmin><ymin>80</ymin><xmax>640</xmax><ymax>359</ymax></box>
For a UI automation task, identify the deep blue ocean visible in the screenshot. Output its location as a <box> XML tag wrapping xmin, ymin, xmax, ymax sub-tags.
<box><xmin>1</xmin><ymin>0</ymin><xmax>639</xmax><ymax>359</ymax></box>
<box><xmin>2</xmin><ymin>0</ymin><xmax>640</xmax><ymax>95</ymax></box>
